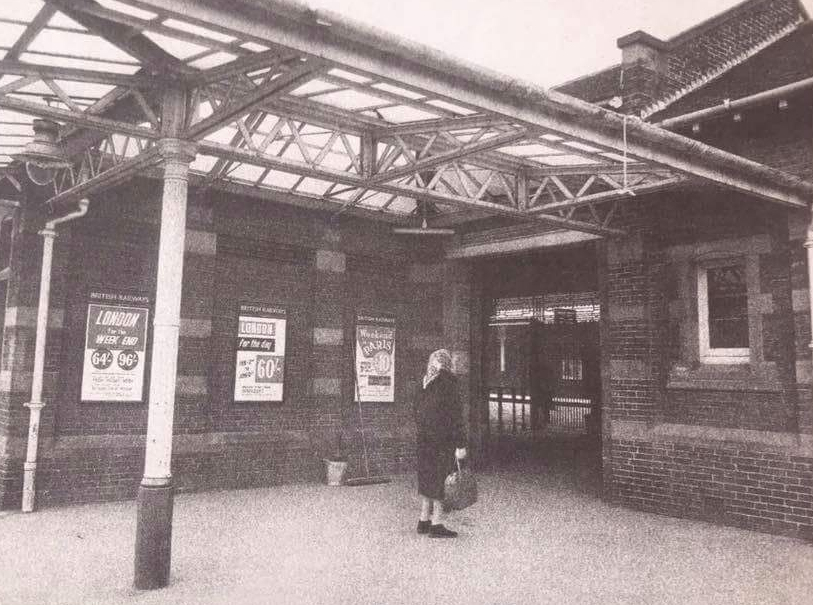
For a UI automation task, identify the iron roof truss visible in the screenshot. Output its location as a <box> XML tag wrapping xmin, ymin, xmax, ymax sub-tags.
<box><xmin>0</xmin><ymin>0</ymin><xmax>810</xmax><ymax>239</ymax></box>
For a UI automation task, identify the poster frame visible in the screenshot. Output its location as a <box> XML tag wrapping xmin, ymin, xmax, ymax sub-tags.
<box><xmin>231</xmin><ymin>301</ymin><xmax>288</xmax><ymax>405</ymax></box>
<box><xmin>353</xmin><ymin>310</ymin><xmax>396</xmax><ymax>404</ymax></box>
<box><xmin>79</xmin><ymin>288</ymin><xmax>153</xmax><ymax>405</ymax></box>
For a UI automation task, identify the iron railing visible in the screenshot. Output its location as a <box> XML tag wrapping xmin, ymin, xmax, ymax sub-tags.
<box><xmin>486</xmin><ymin>387</ymin><xmax>593</xmax><ymax>436</ymax></box>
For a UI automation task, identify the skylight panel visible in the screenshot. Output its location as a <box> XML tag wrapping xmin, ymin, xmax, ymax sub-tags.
<box><xmin>190</xmin><ymin>154</ymin><xmax>218</xmax><ymax>174</ymax></box>
<box><xmin>0</xmin><ymin>136</ymin><xmax>31</xmax><ymax>146</ymax></box>
<box><xmin>52</xmin><ymin>80</ymin><xmax>117</xmax><ymax>101</ymax></box>
<box><xmin>374</xmin><ymin>105</ymin><xmax>441</xmax><ymax>124</ymax></box>
<box><xmin>30</xmin><ymin>29</ymin><xmax>137</xmax><ymax>62</ymax></box>
<box><xmin>0</xmin><ymin>109</ymin><xmax>34</xmax><ymax>124</ymax></box>
<box><xmin>261</xmin><ymin>170</ymin><xmax>302</xmax><ymax>189</ymax></box>
<box><xmin>500</xmin><ymin>144</ymin><xmax>559</xmax><ymax>157</ymax></box>
<box><xmin>327</xmin><ymin>68</ymin><xmax>370</xmax><ymax>84</ymax></box>
<box><xmin>163</xmin><ymin>19</ymin><xmax>236</xmax><ymax>44</ymax></box>
<box><xmin>537</xmin><ymin>154</ymin><xmax>599</xmax><ymax>166</ymax></box>
<box><xmin>241</xmin><ymin>42</ymin><xmax>270</xmax><ymax>53</ymax></box>
<box><xmin>96</xmin><ymin>0</ymin><xmax>157</xmax><ymax>21</ymax></box>
<box><xmin>564</xmin><ymin>141</ymin><xmax>603</xmax><ymax>153</ymax></box>
<box><xmin>47</xmin><ymin>12</ymin><xmax>87</xmax><ymax>31</ymax></box>
<box><xmin>0</xmin><ymin>124</ymin><xmax>34</xmax><ymax>135</ymax></box>
<box><xmin>189</xmin><ymin>52</ymin><xmax>238</xmax><ymax>69</ymax></box>
<box><xmin>371</xmin><ymin>82</ymin><xmax>425</xmax><ymax>101</ymax></box>
<box><xmin>205</xmin><ymin>126</ymin><xmax>239</xmax><ymax>146</ymax></box>
<box><xmin>426</xmin><ymin>99</ymin><xmax>475</xmax><ymax>115</ymax></box>
<box><xmin>294</xmin><ymin>177</ymin><xmax>333</xmax><ymax>196</ymax></box>
<box><xmin>311</xmin><ymin>89</ymin><xmax>388</xmax><ymax>111</ymax></box>
<box><xmin>290</xmin><ymin>79</ymin><xmax>340</xmax><ymax>97</ymax></box>
<box><xmin>143</xmin><ymin>31</ymin><xmax>209</xmax><ymax>59</ymax></box>
<box><xmin>228</xmin><ymin>163</ymin><xmax>266</xmax><ymax>183</ymax></box>
<box><xmin>19</xmin><ymin>52</ymin><xmax>140</xmax><ymax>74</ymax></box>
<box><xmin>0</xmin><ymin>0</ymin><xmax>44</xmax><ymax>21</ymax></box>
<box><xmin>0</xmin><ymin>22</ymin><xmax>26</xmax><ymax>47</ymax></box>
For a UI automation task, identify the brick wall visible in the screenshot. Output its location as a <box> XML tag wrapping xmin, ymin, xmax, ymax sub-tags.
<box><xmin>603</xmin><ymin>185</ymin><xmax>813</xmax><ymax>539</ymax></box>
<box><xmin>608</xmin><ymin>435</ymin><xmax>813</xmax><ymax>540</ymax></box>
<box><xmin>0</xmin><ymin>179</ymin><xmax>474</xmax><ymax>508</ymax></box>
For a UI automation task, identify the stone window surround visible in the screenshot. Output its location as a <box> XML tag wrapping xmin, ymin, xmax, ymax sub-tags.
<box><xmin>667</xmin><ymin>234</ymin><xmax>780</xmax><ymax>392</ymax></box>
<box><xmin>697</xmin><ymin>257</ymin><xmax>751</xmax><ymax>365</ymax></box>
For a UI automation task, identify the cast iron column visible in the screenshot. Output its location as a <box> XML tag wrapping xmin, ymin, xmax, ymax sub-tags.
<box><xmin>134</xmin><ymin>138</ymin><xmax>196</xmax><ymax>590</ymax></box>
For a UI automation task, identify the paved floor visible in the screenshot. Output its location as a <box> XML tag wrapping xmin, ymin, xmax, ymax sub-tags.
<box><xmin>2</xmin><ymin>457</ymin><xmax>813</xmax><ymax>605</ymax></box>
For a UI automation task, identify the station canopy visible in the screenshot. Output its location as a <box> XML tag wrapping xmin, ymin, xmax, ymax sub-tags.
<box><xmin>1</xmin><ymin>0</ymin><xmax>811</xmax><ymax>242</ymax></box>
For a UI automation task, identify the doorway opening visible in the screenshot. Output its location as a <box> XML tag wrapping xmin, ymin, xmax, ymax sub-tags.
<box><xmin>476</xmin><ymin>245</ymin><xmax>602</xmax><ymax>495</ymax></box>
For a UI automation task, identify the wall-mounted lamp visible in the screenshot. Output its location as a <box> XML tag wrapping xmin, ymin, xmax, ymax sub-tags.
<box><xmin>778</xmin><ymin>99</ymin><xmax>789</xmax><ymax>110</ymax></box>
<box><xmin>12</xmin><ymin>119</ymin><xmax>71</xmax><ymax>185</ymax></box>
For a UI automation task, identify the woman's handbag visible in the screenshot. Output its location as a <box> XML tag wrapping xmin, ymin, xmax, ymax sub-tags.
<box><xmin>444</xmin><ymin>458</ymin><xmax>478</xmax><ymax>511</ymax></box>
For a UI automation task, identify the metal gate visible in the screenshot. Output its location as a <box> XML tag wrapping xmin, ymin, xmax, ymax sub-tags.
<box><xmin>484</xmin><ymin>296</ymin><xmax>601</xmax><ymax>441</ymax></box>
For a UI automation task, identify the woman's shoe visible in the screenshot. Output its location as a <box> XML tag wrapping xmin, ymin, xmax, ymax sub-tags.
<box><xmin>429</xmin><ymin>524</ymin><xmax>458</xmax><ymax>538</ymax></box>
<box><xmin>417</xmin><ymin>520</ymin><xmax>431</xmax><ymax>534</ymax></box>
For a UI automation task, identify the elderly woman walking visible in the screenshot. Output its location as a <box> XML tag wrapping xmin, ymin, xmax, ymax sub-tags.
<box><xmin>414</xmin><ymin>349</ymin><xmax>467</xmax><ymax>538</ymax></box>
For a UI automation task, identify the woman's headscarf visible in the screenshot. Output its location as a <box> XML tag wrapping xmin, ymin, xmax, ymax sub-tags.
<box><xmin>423</xmin><ymin>348</ymin><xmax>453</xmax><ymax>389</ymax></box>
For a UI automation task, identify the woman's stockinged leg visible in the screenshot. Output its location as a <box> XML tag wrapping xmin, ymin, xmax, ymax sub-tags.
<box><xmin>420</xmin><ymin>496</ymin><xmax>432</xmax><ymax>522</ymax></box>
<box><xmin>429</xmin><ymin>499</ymin><xmax>457</xmax><ymax>538</ymax></box>
<box><xmin>431</xmin><ymin>499</ymin><xmax>443</xmax><ymax>525</ymax></box>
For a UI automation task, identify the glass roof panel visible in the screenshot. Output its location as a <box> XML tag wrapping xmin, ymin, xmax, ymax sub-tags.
<box><xmin>564</xmin><ymin>141</ymin><xmax>603</xmax><ymax>153</ymax></box>
<box><xmin>500</xmin><ymin>143</ymin><xmax>560</xmax><ymax>157</ymax></box>
<box><xmin>537</xmin><ymin>154</ymin><xmax>600</xmax><ymax>166</ymax></box>
<box><xmin>383</xmin><ymin>197</ymin><xmax>418</xmax><ymax>214</ymax></box>
<box><xmin>53</xmin><ymin>80</ymin><xmax>117</xmax><ymax>100</ymax></box>
<box><xmin>229</xmin><ymin>163</ymin><xmax>266</xmax><ymax>183</ymax></box>
<box><xmin>143</xmin><ymin>31</ymin><xmax>210</xmax><ymax>59</ymax></box>
<box><xmin>47</xmin><ymin>12</ymin><xmax>87</xmax><ymax>31</ymax></box>
<box><xmin>96</xmin><ymin>0</ymin><xmax>158</xmax><ymax>20</ymax></box>
<box><xmin>0</xmin><ymin>136</ymin><xmax>30</xmax><ymax>146</ymax></box>
<box><xmin>29</xmin><ymin>29</ymin><xmax>137</xmax><ymax>62</ymax></box>
<box><xmin>371</xmin><ymin>82</ymin><xmax>425</xmax><ymax>101</ymax></box>
<box><xmin>426</xmin><ymin>99</ymin><xmax>475</xmax><ymax>115</ymax></box>
<box><xmin>327</xmin><ymin>68</ymin><xmax>370</xmax><ymax>84</ymax></box>
<box><xmin>205</xmin><ymin>126</ymin><xmax>239</xmax><ymax>145</ymax></box>
<box><xmin>241</xmin><ymin>42</ymin><xmax>270</xmax><ymax>53</ymax></box>
<box><xmin>0</xmin><ymin>0</ymin><xmax>45</xmax><ymax>21</ymax></box>
<box><xmin>19</xmin><ymin>52</ymin><xmax>140</xmax><ymax>74</ymax></box>
<box><xmin>163</xmin><ymin>19</ymin><xmax>236</xmax><ymax>44</ymax></box>
<box><xmin>262</xmin><ymin>169</ymin><xmax>302</xmax><ymax>189</ymax></box>
<box><xmin>310</xmin><ymin>89</ymin><xmax>388</xmax><ymax>111</ymax></box>
<box><xmin>189</xmin><ymin>52</ymin><xmax>239</xmax><ymax>69</ymax></box>
<box><xmin>0</xmin><ymin>23</ymin><xmax>26</xmax><ymax>47</ymax></box>
<box><xmin>0</xmin><ymin>124</ymin><xmax>34</xmax><ymax>135</ymax></box>
<box><xmin>190</xmin><ymin>154</ymin><xmax>218</xmax><ymax>173</ymax></box>
<box><xmin>375</xmin><ymin>105</ymin><xmax>443</xmax><ymax>124</ymax></box>
<box><xmin>294</xmin><ymin>177</ymin><xmax>333</xmax><ymax>196</ymax></box>
<box><xmin>290</xmin><ymin>79</ymin><xmax>340</xmax><ymax>97</ymax></box>
<box><xmin>0</xmin><ymin>109</ymin><xmax>35</xmax><ymax>124</ymax></box>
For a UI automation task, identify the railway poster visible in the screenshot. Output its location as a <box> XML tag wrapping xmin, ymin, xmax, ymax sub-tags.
<box><xmin>354</xmin><ymin>312</ymin><xmax>395</xmax><ymax>403</ymax></box>
<box><xmin>81</xmin><ymin>291</ymin><xmax>150</xmax><ymax>402</ymax></box>
<box><xmin>234</xmin><ymin>303</ymin><xmax>287</xmax><ymax>402</ymax></box>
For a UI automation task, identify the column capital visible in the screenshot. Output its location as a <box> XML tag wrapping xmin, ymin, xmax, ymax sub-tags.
<box><xmin>157</xmin><ymin>139</ymin><xmax>197</xmax><ymax>166</ymax></box>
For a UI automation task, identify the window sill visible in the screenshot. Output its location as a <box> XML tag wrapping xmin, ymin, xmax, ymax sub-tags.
<box><xmin>667</xmin><ymin>362</ymin><xmax>782</xmax><ymax>392</ymax></box>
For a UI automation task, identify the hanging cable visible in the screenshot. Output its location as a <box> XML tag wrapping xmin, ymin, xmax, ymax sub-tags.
<box><xmin>622</xmin><ymin>114</ymin><xmax>636</xmax><ymax>196</ymax></box>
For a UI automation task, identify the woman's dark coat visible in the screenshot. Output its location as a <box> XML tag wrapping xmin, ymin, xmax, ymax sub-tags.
<box><xmin>413</xmin><ymin>369</ymin><xmax>466</xmax><ymax>500</ymax></box>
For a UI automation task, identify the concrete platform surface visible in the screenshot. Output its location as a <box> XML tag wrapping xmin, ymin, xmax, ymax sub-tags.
<box><xmin>2</xmin><ymin>466</ymin><xmax>813</xmax><ymax>605</ymax></box>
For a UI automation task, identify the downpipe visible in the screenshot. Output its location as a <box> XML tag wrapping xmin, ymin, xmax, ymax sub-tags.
<box><xmin>22</xmin><ymin>199</ymin><xmax>89</xmax><ymax>512</ymax></box>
